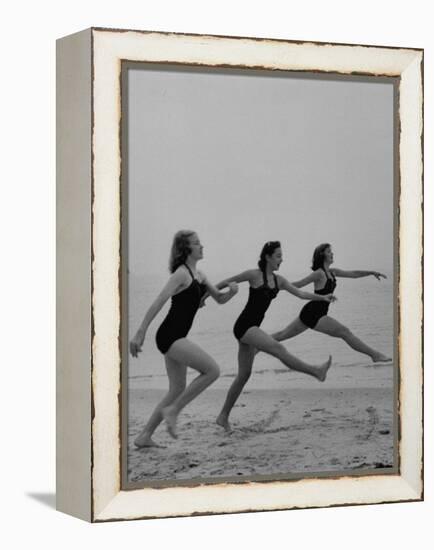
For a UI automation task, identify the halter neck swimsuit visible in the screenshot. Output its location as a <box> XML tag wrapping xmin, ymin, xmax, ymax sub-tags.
<box><xmin>155</xmin><ymin>265</ymin><xmax>207</xmax><ymax>354</ymax></box>
<box><xmin>299</xmin><ymin>268</ymin><xmax>336</xmax><ymax>329</ymax></box>
<box><xmin>233</xmin><ymin>271</ymin><xmax>279</xmax><ymax>341</ymax></box>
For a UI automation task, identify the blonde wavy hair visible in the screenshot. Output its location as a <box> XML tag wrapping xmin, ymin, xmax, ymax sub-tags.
<box><xmin>169</xmin><ymin>230</ymin><xmax>196</xmax><ymax>273</ymax></box>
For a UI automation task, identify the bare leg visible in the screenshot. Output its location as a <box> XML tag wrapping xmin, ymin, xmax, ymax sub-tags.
<box><xmin>255</xmin><ymin>318</ymin><xmax>307</xmax><ymax>357</ymax></box>
<box><xmin>272</xmin><ymin>317</ymin><xmax>308</xmax><ymax>342</ymax></box>
<box><xmin>314</xmin><ymin>316</ymin><xmax>391</xmax><ymax>362</ymax></box>
<box><xmin>161</xmin><ymin>339</ymin><xmax>220</xmax><ymax>438</ymax></box>
<box><xmin>134</xmin><ymin>358</ymin><xmax>186</xmax><ymax>448</ymax></box>
<box><xmin>242</xmin><ymin>327</ymin><xmax>332</xmax><ymax>381</ymax></box>
<box><xmin>216</xmin><ymin>342</ymin><xmax>255</xmax><ymax>431</ymax></box>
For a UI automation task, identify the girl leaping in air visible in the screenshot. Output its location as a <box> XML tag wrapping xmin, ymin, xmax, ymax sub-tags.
<box><xmin>269</xmin><ymin>243</ymin><xmax>391</xmax><ymax>363</ymax></box>
<box><xmin>204</xmin><ymin>241</ymin><xmax>335</xmax><ymax>432</ymax></box>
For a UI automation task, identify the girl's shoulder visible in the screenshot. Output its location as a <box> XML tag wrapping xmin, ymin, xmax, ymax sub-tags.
<box><xmin>197</xmin><ymin>269</ymin><xmax>208</xmax><ymax>284</ymax></box>
<box><xmin>250</xmin><ymin>268</ymin><xmax>263</xmax><ymax>281</ymax></box>
<box><xmin>173</xmin><ymin>264</ymin><xmax>188</xmax><ymax>274</ymax></box>
<box><xmin>275</xmin><ymin>273</ymin><xmax>286</xmax><ymax>284</ymax></box>
<box><xmin>313</xmin><ymin>268</ymin><xmax>326</xmax><ymax>277</ymax></box>
<box><xmin>311</xmin><ymin>268</ymin><xmax>327</xmax><ymax>283</ymax></box>
<box><xmin>172</xmin><ymin>265</ymin><xmax>191</xmax><ymax>283</ymax></box>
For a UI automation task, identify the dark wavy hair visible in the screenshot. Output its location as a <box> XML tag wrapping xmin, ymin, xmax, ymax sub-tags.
<box><xmin>258</xmin><ymin>241</ymin><xmax>281</xmax><ymax>271</ymax></box>
<box><xmin>311</xmin><ymin>243</ymin><xmax>331</xmax><ymax>271</ymax></box>
<box><xmin>169</xmin><ymin>230</ymin><xmax>196</xmax><ymax>273</ymax></box>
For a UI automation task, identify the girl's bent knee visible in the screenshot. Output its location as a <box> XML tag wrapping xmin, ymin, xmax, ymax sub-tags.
<box><xmin>209</xmin><ymin>364</ymin><xmax>220</xmax><ymax>381</ymax></box>
<box><xmin>339</xmin><ymin>328</ymin><xmax>352</xmax><ymax>339</ymax></box>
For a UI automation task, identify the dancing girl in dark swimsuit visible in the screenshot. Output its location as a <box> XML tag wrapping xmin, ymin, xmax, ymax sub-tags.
<box><xmin>130</xmin><ymin>230</ymin><xmax>238</xmax><ymax>446</ymax></box>
<box><xmin>207</xmin><ymin>241</ymin><xmax>335</xmax><ymax>432</ymax></box>
<box><xmin>270</xmin><ymin>243</ymin><xmax>391</xmax><ymax>363</ymax></box>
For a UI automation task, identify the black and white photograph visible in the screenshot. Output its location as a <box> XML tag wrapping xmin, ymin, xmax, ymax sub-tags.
<box><xmin>124</xmin><ymin>63</ymin><xmax>397</xmax><ymax>486</ymax></box>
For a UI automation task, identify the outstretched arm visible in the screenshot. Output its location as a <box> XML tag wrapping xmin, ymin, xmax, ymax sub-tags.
<box><xmin>215</xmin><ymin>269</ymin><xmax>256</xmax><ymax>289</ymax></box>
<box><xmin>332</xmin><ymin>268</ymin><xmax>387</xmax><ymax>280</ymax></box>
<box><xmin>278</xmin><ymin>275</ymin><xmax>336</xmax><ymax>302</ymax></box>
<box><xmin>130</xmin><ymin>270</ymin><xmax>187</xmax><ymax>356</ymax></box>
<box><xmin>200</xmin><ymin>273</ymin><xmax>238</xmax><ymax>304</ymax></box>
<box><xmin>290</xmin><ymin>271</ymin><xmax>321</xmax><ymax>288</ymax></box>
<box><xmin>200</xmin><ymin>270</ymin><xmax>254</xmax><ymax>306</ymax></box>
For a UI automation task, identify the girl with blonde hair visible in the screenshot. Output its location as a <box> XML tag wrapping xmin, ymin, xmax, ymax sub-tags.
<box><xmin>130</xmin><ymin>230</ymin><xmax>238</xmax><ymax>446</ymax></box>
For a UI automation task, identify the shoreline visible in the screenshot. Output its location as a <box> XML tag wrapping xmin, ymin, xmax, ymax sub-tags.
<box><xmin>128</xmin><ymin>360</ymin><xmax>394</xmax><ymax>392</ymax></box>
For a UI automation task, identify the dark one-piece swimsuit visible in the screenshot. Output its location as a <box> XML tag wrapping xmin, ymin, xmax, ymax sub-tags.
<box><xmin>233</xmin><ymin>271</ymin><xmax>279</xmax><ymax>341</ymax></box>
<box><xmin>155</xmin><ymin>265</ymin><xmax>207</xmax><ymax>354</ymax></box>
<box><xmin>299</xmin><ymin>268</ymin><xmax>337</xmax><ymax>329</ymax></box>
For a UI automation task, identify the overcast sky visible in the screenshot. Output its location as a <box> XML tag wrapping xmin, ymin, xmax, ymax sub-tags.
<box><xmin>127</xmin><ymin>65</ymin><xmax>394</xmax><ymax>281</ymax></box>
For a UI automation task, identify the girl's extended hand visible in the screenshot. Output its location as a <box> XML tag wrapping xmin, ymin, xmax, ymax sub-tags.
<box><xmin>324</xmin><ymin>294</ymin><xmax>337</xmax><ymax>303</ymax></box>
<box><xmin>372</xmin><ymin>271</ymin><xmax>387</xmax><ymax>281</ymax></box>
<box><xmin>130</xmin><ymin>329</ymin><xmax>145</xmax><ymax>358</ymax></box>
<box><xmin>228</xmin><ymin>282</ymin><xmax>239</xmax><ymax>295</ymax></box>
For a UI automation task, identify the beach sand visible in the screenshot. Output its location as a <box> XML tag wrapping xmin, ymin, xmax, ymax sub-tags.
<box><xmin>127</xmin><ymin>382</ymin><xmax>395</xmax><ymax>483</ymax></box>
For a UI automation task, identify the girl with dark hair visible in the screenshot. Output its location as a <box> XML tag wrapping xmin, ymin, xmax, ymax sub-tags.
<box><xmin>269</xmin><ymin>243</ymin><xmax>391</xmax><ymax>362</ymax></box>
<box><xmin>130</xmin><ymin>230</ymin><xmax>238</xmax><ymax>446</ymax></box>
<box><xmin>208</xmin><ymin>241</ymin><xmax>335</xmax><ymax>431</ymax></box>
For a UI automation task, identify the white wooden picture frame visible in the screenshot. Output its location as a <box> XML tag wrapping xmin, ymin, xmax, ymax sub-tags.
<box><xmin>56</xmin><ymin>27</ymin><xmax>423</xmax><ymax>522</ymax></box>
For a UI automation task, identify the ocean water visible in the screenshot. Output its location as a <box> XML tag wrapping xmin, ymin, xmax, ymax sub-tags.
<box><xmin>127</xmin><ymin>272</ymin><xmax>395</xmax><ymax>392</ymax></box>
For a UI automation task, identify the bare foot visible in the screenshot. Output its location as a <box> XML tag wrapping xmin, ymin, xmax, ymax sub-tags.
<box><xmin>316</xmin><ymin>355</ymin><xmax>332</xmax><ymax>382</ymax></box>
<box><xmin>216</xmin><ymin>413</ymin><xmax>231</xmax><ymax>432</ymax></box>
<box><xmin>372</xmin><ymin>353</ymin><xmax>392</xmax><ymax>363</ymax></box>
<box><xmin>134</xmin><ymin>433</ymin><xmax>165</xmax><ymax>449</ymax></box>
<box><xmin>162</xmin><ymin>406</ymin><xmax>178</xmax><ymax>439</ymax></box>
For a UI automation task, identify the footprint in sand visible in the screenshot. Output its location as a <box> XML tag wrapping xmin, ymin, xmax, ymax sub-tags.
<box><xmin>263</xmin><ymin>425</ymin><xmax>294</xmax><ymax>435</ymax></box>
<box><xmin>237</xmin><ymin>409</ymin><xmax>280</xmax><ymax>437</ymax></box>
<box><xmin>356</xmin><ymin>406</ymin><xmax>379</xmax><ymax>441</ymax></box>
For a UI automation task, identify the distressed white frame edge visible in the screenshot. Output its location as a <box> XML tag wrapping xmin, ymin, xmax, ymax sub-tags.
<box><xmin>91</xmin><ymin>29</ymin><xmax>423</xmax><ymax>522</ymax></box>
<box><xmin>56</xmin><ymin>28</ymin><xmax>93</xmax><ymax>522</ymax></box>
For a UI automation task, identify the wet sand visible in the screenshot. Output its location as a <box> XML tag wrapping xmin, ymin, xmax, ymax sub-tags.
<box><xmin>127</xmin><ymin>384</ymin><xmax>395</xmax><ymax>483</ymax></box>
